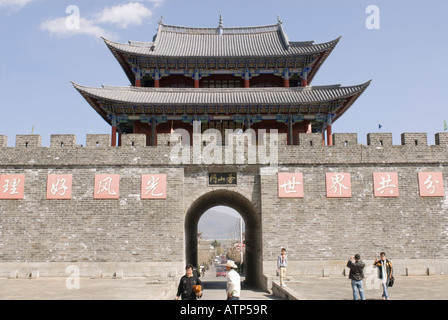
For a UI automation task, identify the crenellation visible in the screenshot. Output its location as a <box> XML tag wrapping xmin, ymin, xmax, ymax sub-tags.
<box><xmin>86</xmin><ymin>134</ymin><xmax>111</xmax><ymax>148</ymax></box>
<box><xmin>0</xmin><ymin>135</ymin><xmax>6</xmax><ymax>148</ymax></box>
<box><xmin>367</xmin><ymin>132</ymin><xmax>393</xmax><ymax>146</ymax></box>
<box><xmin>15</xmin><ymin>135</ymin><xmax>42</xmax><ymax>148</ymax></box>
<box><xmin>121</xmin><ymin>133</ymin><xmax>146</xmax><ymax>147</ymax></box>
<box><xmin>401</xmin><ymin>133</ymin><xmax>427</xmax><ymax>146</ymax></box>
<box><xmin>158</xmin><ymin>133</ymin><xmax>174</xmax><ymax>146</ymax></box>
<box><xmin>297</xmin><ymin>132</ymin><xmax>321</xmax><ymax>146</ymax></box>
<box><xmin>1</xmin><ymin>132</ymin><xmax>447</xmax><ymax>150</ymax></box>
<box><xmin>0</xmin><ymin>133</ymin><xmax>446</xmax><ymax>167</ymax></box>
<box><xmin>50</xmin><ymin>134</ymin><xmax>77</xmax><ymax>148</ymax></box>
<box><xmin>435</xmin><ymin>132</ymin><xmax>448</xmax><ymax>146</ymax></box>
<box><xmin>333</xmin><ymin>133</ymin><xmax>358</xmax><ymax>146</ymax></box>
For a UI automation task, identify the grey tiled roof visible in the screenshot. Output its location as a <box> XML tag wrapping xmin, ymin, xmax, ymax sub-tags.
<box><xmin>72</xmin><ymin>82</ymin><xmax>370</xmax><ymax>107</ymax></box>
<box><xmin>104</xmin><ymin>23</ymin><xmax>340</xmax><ymax>58</ymax></box>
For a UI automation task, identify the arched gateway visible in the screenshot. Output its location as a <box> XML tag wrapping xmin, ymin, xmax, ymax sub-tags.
<box><xmin>185</xmin><ymin>189</ymin><xmax>263</xmax><ymax>288</ymax></box>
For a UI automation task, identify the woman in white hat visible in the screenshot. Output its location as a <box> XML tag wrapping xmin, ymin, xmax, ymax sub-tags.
<box><xmin>225</xmin><ymin>260</ymin><xmax>240</xmax><ymax>300</ymax></box>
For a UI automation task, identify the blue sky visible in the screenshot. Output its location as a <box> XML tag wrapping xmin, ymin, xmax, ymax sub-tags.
<box><xmin>1</xmin><ymin>0</ymin><xmax>447</xmax><ymax>146</ymax></box>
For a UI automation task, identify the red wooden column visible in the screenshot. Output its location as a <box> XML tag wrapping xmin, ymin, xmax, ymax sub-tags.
<box><xmin>283</xmin><ymin>68</ymin><xmax>290</xmax><ymax>88</ymax></box>
<box><xmin>301</xmin><ymin>67</ymin><xmax>309</xmax><ymax>87</ymax></box>
<box><xmin>150</xmin><ymin>116</ymin><xmax>157</xmax><ymax>146</ymax></box>
<box><xmin>326</xmin><ymin>124</ymin><xmax>333</xmax><ymax>146</ymax></box>
<box><xmin>154</xmin><ymin>69</ymin><xmax>160</xmax><ymax>88</ymax></box>
<box><xmin>111</xmin><ymin>125</ymin><xmax>117</xmax><ymax>147</ymax></box>
<box><xmin>194</xmin><ymin>69</ymin><xmax>200</xmax><ymax>88</ymax></box>
<box><xmin>326</xmin><ymin>114</ymin><xmax>333</xmax><ymax>146</ymax></box>
<box><xmin>244</xmin><ymin>68</ymin><xmax>250</xmax><ymax>88</ymax></box>
<box><xmin>135</xmin><ymin>70</ymin><xmax>141</xmax><ymax>87</ymax></box>
<box><xmin>133</xmin><ymin>120</ymin><xmax>141</xmax><ymax>134</ymax></box>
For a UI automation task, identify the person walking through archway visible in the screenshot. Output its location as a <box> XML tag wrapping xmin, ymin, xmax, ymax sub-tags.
<box><xmin>175</xmin><ymin>264</ymin><xmax>203</xmax><ymax>300</ymax></box>
<box><xmin>225</xmin><ymin>260</ymin><xmax>241</xmax><ymax>300</ymax></box>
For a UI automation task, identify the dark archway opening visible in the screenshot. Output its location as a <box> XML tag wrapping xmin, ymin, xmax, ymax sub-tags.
<box><xmin>185</xmin><ymin>189</ymin><xmax>263</xmax><ymax>289</ymax></box>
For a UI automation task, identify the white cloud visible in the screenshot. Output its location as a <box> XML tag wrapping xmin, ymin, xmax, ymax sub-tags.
<box><xmin>39</xmin><ymin>16</ymin><xmax>115</xmax><ymax>39</ymax></box>
<box><xmin>95</xmin><ymin>2</ymin><xmax>153</xmax><ymax>29</ymax></box>
<box><xmin>40</xmin><ymin>1</ymin><xmax>164</xmax><ymax>39</ymax></box>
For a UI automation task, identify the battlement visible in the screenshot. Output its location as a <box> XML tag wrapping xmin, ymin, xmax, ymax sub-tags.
<box><xmin>1</xmin><ymin>132</ymin><xmax>448</xmax><ymax>148</ymax></box>
<box><xmin>1</xmin><ymin>132</ymin><xmax>448</xmax><ymax>166</ymax></box>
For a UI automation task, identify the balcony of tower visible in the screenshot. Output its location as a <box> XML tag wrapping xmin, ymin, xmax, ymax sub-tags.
<box><xmin>133</xmin><ymin>73</ymin><xmax>301</xmax><ymax>88</ymax></box>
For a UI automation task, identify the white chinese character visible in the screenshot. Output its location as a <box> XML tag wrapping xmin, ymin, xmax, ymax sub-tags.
<box><xmin>376</xmin><ymin>174</ymin><xmax>397</xmax><ymax>195</ymax></box>
<box><xmin>424</xmin><ymin>174</ymin><xmax>439</xmax><ymax>195</ymax></box>
<box><xmin>50</xmin><ymin>178</ymin><xmax>68</xmax><ymax>196</ymax></box>
<box><xmin>98</xmin><ymin>177</ymin><xmax>117</xmax><ymax>195</ymax></box>
<box><xmin>145</xmin><ymin>176</ymin><xmax>163</xmax><ymax>197</ymax></box>
<box><xmin>3</xmin><ymin>178</ymin><xmax>21</xmax><ymax>195</ymax></box>
<box><xmin>330</xmin><ymin>174</ymin><xmax>349</xmax><ymax>196</ymax></box>
<box><xmin>280</xmin><ymin>176</ymin><xmax>301</xmax><ymax>194</ymax></box>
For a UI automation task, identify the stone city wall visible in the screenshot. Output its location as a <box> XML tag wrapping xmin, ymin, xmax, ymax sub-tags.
<box><xmin>0</xmin><ymin>132</ymin><xmax>447</xmax><ymax>279</ymax></box>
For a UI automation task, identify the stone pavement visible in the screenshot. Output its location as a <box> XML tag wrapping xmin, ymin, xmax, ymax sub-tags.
<box><xmin>0</xmin><ymin>277</ymin><xmax>176</xmax><ymax>300</ymax></box>
<box><xmin>281</xmin><ymin>275</ymin><xmax>448</xmax><ymax>300</ymax></box>
<box><xmin>1</xmin><ymin>272</ymin><xmax>447</xmax><ymax>300</ymax></box>
<box><xmin>0</xmin><ymin>263</ymin><xmax>278</xmax><ymax>300</ymax></box>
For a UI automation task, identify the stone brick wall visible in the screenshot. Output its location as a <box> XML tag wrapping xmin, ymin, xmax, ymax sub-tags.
<box><xmin>1</xmin><ymin>132</ymin><xmax>448</xmax><ymax>281</ymax></box>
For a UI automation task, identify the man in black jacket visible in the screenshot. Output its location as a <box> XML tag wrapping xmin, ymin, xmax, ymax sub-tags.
<box><xmin>347</xmin><ymin>254</ymin><xmax>366</xmax><ymax>300</ymax></box>
<box><xmin>175</xmin><ymin>264</ymin><xmax>203</xmax><ymax>300</ymax></box>
<box><xmin>373</xmin><ymin>252</ymin><xmax>393</xmax><ymax>300</ymax></box>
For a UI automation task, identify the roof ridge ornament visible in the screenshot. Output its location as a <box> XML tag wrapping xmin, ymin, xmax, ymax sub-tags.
<box><xmin>158</xmin><ymin>16</ymin><xmax>164</xmax><ymax>25</ymax></box>
<box><xmin>277</xmin><ymin>15</ymin><xmax>283</xmax><ymax>25</ymax></box>
<box><xmin>276</xmin><ymin>16</ymin><xmax>290</xmax><ymax>49</ymax></box>
<box><xmin>218</xmin><ymin>14</ymin><xmax>223</xmax><ymax>35</ymax></box>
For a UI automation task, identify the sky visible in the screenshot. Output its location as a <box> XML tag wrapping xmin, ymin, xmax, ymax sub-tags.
<box><xmin>1</xmin><ymin>0</ymin><xmax>448</xmax><ymax>146</ymax></box>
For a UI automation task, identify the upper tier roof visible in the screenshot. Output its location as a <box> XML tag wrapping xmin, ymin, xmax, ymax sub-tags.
<box><xmin>103</xmin><ymin>22</ymin><xmax>340</xmax><ymax>58</ymax></box>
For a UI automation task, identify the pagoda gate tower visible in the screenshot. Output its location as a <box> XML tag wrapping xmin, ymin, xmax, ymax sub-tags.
<box><xmin>70</xmin><ymin>17</ymin><xmax>372</xmax><ymax>288</ymax></box>
<box><xmin>74</xmin><ymin>17</ymin><xmax>369</xmax><ymax>147</ymax></box>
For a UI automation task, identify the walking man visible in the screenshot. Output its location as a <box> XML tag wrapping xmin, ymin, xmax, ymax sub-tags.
<box><xmin>347</xmin><ymin>254</ymin><xmax>366</xmax><ymax>300</ymax></box>
<box><xmin>373</xmin><ymin>252</ymin><xmax>393</xmax><ymax>300</ymax></box>
<box><xmin>175</xmin><ymin>264</ymin><xmax>203</xmax><ymax>300</ymax></box>
<box><xmin>277</xmin><ymin>248</ymin><xmax>288</xmax><ymax>287</ymax></box>
<box><xmin>225</xmin><ymin>260</ymin><xmax>241</xmax><ymax>300</ymax></box>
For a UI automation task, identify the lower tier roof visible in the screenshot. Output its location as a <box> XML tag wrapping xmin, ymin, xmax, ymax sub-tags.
<box><xmin>72</xmin><ymin>81</ymin><xmax>370</xmax><ymax>125</ymax></box>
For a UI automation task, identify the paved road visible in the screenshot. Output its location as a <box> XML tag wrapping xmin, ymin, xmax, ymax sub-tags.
<box><xmin>199</xmin><ymin>263</ymin><xmax>279</xmax><ymax>300</ymax></box>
